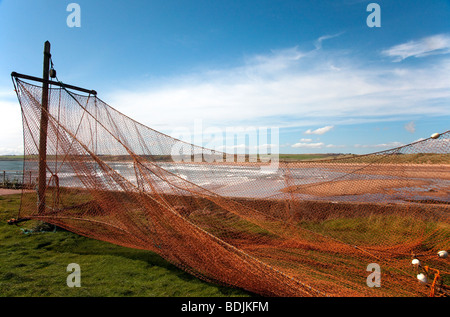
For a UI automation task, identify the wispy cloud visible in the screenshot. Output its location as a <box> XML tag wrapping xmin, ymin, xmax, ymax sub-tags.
<box><xmin>314</xmin><ymin>32</ymin><xmax>344</xmax><ymax>50</ymax></box>
<box><xmin>404</xmin><ymin>121</ymin><xmax>415</xmax><ymax>134</ymax></box>
<box><xmin>291</xmin><ymin>136</ymin><xmax>346</xmax><ymax>150</ymax></box>
<box><xmin>291</xmin><ymin>140</ymin><xmax>404</xmax><ymax>151</ymax></box>
<box><xmin>4</xmin><ymin>35</ymin><xmax>450</xmax><ymax>155</ymax></box>
<box><xmin>0</xmin><ymin>99</ymin><xmax>23</xmax><ymax>155</ymax></box>
<box><xmin>107</xmin><ymin>37</ymin><xmax>450</xmax><ymax>138</ymax></box>
<box><xmin>304</xmin><ymin>125</ymin><xmax>334</xmax><ymax>135</ymax></box>
<box><xmin>215</xmin><ymin>143</ymin><xmax>277</xmax><ymax>154</ymax></box>
<box><xmin>354</xmin><ymin>141</ymin><xmax>405</xmax><ymax>149</ymax></box>
<box><xmin>291</xmin><ymin>142</ymin><xmax>325</xmax><ymax>149</ymax></box>
<box><xmin>326</xmin><ymin>144</ymin><xmax>346</xmax><ymax>149</ymax></box>
<box><xmin>382</xmin><ymin>34</ymin><xmax>450</xmax><ymax>62</ymax></box>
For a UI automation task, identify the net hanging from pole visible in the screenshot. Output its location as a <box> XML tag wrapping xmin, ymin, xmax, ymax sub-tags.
<box><xmin>12</xmin><ymin>76</ymin><xmax>450</xmax><ymax>297</ymax></box>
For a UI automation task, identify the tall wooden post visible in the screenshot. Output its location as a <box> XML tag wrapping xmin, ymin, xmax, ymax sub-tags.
<box><xmin>38</xmin><ymin>41</ymin><xmax>51</xmax><ymax>214</ymax></box>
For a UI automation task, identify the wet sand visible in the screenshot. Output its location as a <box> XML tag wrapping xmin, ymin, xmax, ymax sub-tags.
<box><xmin>282</xmin><ymin>179</ymin><xmax>437</xmax><ymax>197</ymax></box>
<box><xmin>294</xmin><ymin>163</ymin><xmax>450</xmax><ymax>180</ymax></box>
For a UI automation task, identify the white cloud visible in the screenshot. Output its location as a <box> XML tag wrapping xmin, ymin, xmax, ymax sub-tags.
<box><xmin>216</xmin><ymin>144</ymin><xmax>248</xmax><ymax>152</ymax></box>
<box><xmin>354</xmin><ymin>141</ymin><xmax>404</xmax><ymax>149</ymax></box>
<box><xmin>314</xmin><ymin>32</ymin><xmax>344</xmax><ymax>50</ymax></box>
<box><xmin>3</xmin><ymin>35</ymin><xmax>450</xmax><ymax>155</ymax></box>
<box><xmin>215</xmin><ymin>143</ymin><xmax>278</xmax><ymax>153</ymax></box>
<box><xmin>304</xmin><ymin>125</ymin><xmax>334</xmax><ymax>135</ymax></box>
<box><xmin>326</xmin><ymin>144</ymin><xmax>345</xmax><ymax>148</ymax></box>
<box><xmin>382</xmin><ymin>34</ymin><xmax>450</xmax><ymax>62</ymax></box>
<box><xmin>0</xmin><ymin>146</ymin><xmax>23</xmax><ymax>155</ymax></box>
<box><xmin>0</xmin><ymin>99</ymin><xmax>23</xmax><ymax>155</ymax></box>
<box><xmin>255</xmin><ymin>143</ymin><xmax>277</xmax><ymax>151</ymax></box>
<box><xmin>106</xmin><ymin>42</ymin><xmax>450</xmax><ymax>137</ymax></box>
<box><xmin>291</xmin><ymin>142</ymin><xmax>324</xmax><ymax>149</ymax></box>
<box><xmin>291</xmin><ymin>138</ymin><xmax>346</xmax><ymax>150</ymax></box>
<box><xmin>404</xmin><ymin>121</ymin><xmax>415</xmax><ymax>134</ymax></box>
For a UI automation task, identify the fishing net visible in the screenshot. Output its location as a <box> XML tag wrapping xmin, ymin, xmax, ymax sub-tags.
<box><xmin>11</xmin><ymin>76</ymin><xmax>450</xmax><ymax>297</ymax></box>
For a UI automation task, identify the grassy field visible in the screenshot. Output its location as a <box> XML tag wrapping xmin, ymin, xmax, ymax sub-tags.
<box><xmin>1</xmin><ymin>191</ymin><xmax>449</xmax><ymax>297</ymax></box>
<box><xmin>0</xmin><ymin>155</ymin><xmax>25</xmax><ymax>161</ymax></box>
<box><xmin>280</xmin><ymin>153</ymin><xmax>450</xmax><ymax>164</ymax></box>
<box><xmin>0</xmin><ymin>193</ymin><xmax>251</xmax><ymax>297</ymax></box>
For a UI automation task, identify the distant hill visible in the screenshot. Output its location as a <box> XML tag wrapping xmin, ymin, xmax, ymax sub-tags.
<box><xmin>1</xmin><ymin>153</ymin><xmax>449</xmax><ymax>164</ymax></box>
<box><xmin>0</xmin><ymin>155</ymin><xmax>25</xmax><ymax>161</ymax></box>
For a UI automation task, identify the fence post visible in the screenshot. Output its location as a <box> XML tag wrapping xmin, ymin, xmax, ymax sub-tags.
<box><xmin>2</xmin><ymin>170</ymin><xmax>5</xmax><ymax>186</ymax></box>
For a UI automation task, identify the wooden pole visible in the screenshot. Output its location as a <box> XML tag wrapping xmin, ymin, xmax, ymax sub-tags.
<box><xmin>38</xmin><ymin>41</ymin><xmax>51</xmax><ymax>214</ymax></box>
<box><xmin>11</xmin><ymin>72</ymin><xmax>97</xmax><ymax>95</ymax></box>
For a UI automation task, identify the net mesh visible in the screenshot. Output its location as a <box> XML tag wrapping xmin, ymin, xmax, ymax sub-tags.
<box><xmin>12</xmin><ymin>77</ymin><xmax>450</xmax><ymax>297</ymax></box>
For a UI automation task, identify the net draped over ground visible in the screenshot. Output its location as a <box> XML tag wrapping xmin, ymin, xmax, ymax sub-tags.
<box><xmin>13</xmin><ymin>78</ymin><xmax>450</xmax><ymax>296</ymax></box>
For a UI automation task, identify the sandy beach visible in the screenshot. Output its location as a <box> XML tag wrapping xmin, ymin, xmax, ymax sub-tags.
<box><xmin>282</xmin><ymin>178</ymin><xmax>443</xmax><ymax>197</ymax></box>
<box><xmin>0</xmin><ymin>188</ymin><xmax>33</xmax><ymax>196</ymax></box>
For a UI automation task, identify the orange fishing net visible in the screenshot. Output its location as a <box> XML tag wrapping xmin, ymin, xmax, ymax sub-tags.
<box><xmin>12</xmin><ymin>77</ymin><xmax>449</xmax><ymax>297</ymax></box>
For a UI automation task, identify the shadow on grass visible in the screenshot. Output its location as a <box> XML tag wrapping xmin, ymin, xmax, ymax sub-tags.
<box><xmin>29</xmin><ymin>226</ymin><xmax>253</xmax><ymax>297</ymax></box>
<box><xmin>1</xmin><ymin>194</ymin><xmax>251</xmax><ymax>296</ymax></box>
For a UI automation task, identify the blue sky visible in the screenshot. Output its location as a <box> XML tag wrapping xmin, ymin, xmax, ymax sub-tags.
<box><xmin>0</xmin><ymin>0</ymin><xmax>449</xmax><ymax>155</ymax></box>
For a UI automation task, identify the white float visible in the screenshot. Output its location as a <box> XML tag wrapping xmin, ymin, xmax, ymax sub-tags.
<box><xmin>417</xmin><ymin>273</ymin><xmax>428</xmax><ymax>284</ymax></box>
<box><xmin>431</xmin><ymin>133</ymin><xmax>440</xmax><ymax>139</ymax></box>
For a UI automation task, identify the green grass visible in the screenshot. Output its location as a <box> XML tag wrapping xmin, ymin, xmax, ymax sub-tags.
<box><xmin>299</xmin><ymin>214</ymin><xmax>447</xmax><ymax>247</ymax></box>
<box><xmin>278</xmin><ymin>154</ymin><xmax>339</xmax><ymax>161</ymax></box>
<box><xmin>0</xmin><ymin>155</ymin><xmax>25</xmax><ymax>161</ymax></box>
<box><xmin>2</xmin><ymin>192</ymin><xmax>448</xmax><ymax>297</ymax></box>
<box><xmin>280</xmin><ymin>153</ymin><xmax>450</xmax><ymax>164</ymax></box>
<box><xmin>0</xmin><ymin>194</ymin><xmax>251</xmax><ymax>297</ymax></box>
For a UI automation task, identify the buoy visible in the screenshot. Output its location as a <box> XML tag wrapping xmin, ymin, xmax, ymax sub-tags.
<box><xmin>430</xmin><ymin>133</ymin><xmax>440</xmax><ymax>139</ymax></box>
<box><xmin>49</xmin><ymin>68</ymin><xmax>57</xmax><ymax>79</ymax></box>
<box><xmin>417</xmin><ymin>273</ymin><xmax>428</xmax><ymax>284</ymax></box>
<box><xmin>411</xmin><ymin>259</ymin><xmax>420</xmax><ymax>266</ymax></box>
<box><xmin>438</xmin><ymin>250</ymin><xmax>448</xmax><ymax>258</ymax></box>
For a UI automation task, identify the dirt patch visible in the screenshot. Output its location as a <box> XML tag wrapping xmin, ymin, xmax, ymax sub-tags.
<box><xmin>0</xmin><ymin>189</ymin><xmax>33</xmax><ymax>196</ymax></box>
<box><xmin>297</xmin><ymin>163</ymin><xmax>450</xmax><ymax>180</ymax></box>
<box><xmin>282</xmin><ymin>179</ymin><xmax>432</xmax><ymax>197</ymax></box>
<box><xmin>354</xmin><ymin>164</ymin><xmax>450</xmax><ymax>180</ymax></box>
